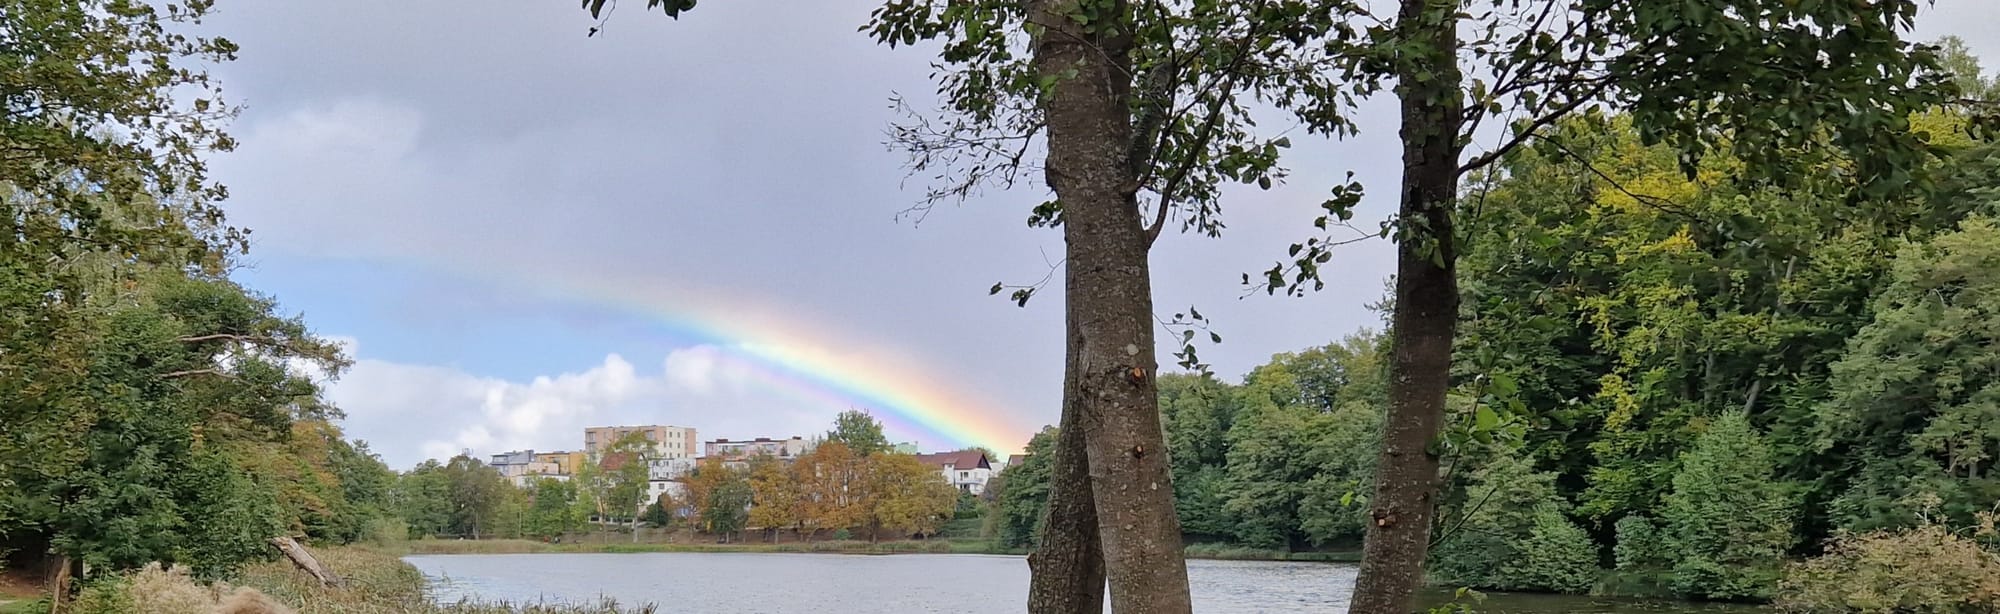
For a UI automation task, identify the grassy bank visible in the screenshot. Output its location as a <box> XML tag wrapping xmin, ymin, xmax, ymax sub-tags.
<box><xmin>54</xmin><ymin>547</ymin><xmax>656</xmax><ymax>614</ymax></box>
<box><xmin>398</xmin><ymin>537</ymin><xmax>1359</xmax><ymax>562</ymax></box>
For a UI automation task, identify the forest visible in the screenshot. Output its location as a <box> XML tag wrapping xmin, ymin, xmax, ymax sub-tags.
<box><xmin>989</xmin><ymin>65</ymin><xmax>2000</xmax><ymax>606</ymax></box>
<box><xmin>5</xmin><ymin>0</ymin><xmax>2000</xmax><ymax>612</ymax></box>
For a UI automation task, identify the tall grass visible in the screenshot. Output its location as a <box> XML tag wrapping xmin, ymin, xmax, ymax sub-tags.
<box><xmin>66</xmin><ymin>548</ymin><xmax>656</xmax><ymax>614</ymax></box>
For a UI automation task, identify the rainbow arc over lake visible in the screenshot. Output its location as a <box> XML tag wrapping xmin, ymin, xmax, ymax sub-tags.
<box><xmin>456</xmin><ymin>264</ymin><xmax>1038</xmax><ymax>454</ymax></box>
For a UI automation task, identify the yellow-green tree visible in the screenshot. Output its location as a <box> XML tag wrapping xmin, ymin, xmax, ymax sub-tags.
<box><xmin>747</xmin><ymin>455</ymin><xmax>800</xmax><ymax>542</ymax></box>
<box><xmin>867</xmin><ymin>452</ymin><xmax>959</xmax><ymax>541</ymax></box>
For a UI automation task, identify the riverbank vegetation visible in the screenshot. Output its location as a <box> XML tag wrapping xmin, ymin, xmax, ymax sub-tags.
<box><xmin>55</xmin><ymin>547</ymin><xmax>655</xmax><ymax>614</ymax></box>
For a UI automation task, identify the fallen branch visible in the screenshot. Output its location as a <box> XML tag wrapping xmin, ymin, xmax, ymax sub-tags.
<box><xmin>269</xmin><ymin>536</ymin><xmax>343</xmax><ymax>588</ymax></box>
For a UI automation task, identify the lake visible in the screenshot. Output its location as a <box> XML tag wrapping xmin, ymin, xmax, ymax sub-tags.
<box><xmin>404</xmin><ymin>553</ymin><xmax>1768</xmax><ymax>613</ymax></box>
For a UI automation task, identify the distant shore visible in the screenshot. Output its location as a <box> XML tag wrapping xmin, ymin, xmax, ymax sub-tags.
<box><xmin>396</xmin><ymin>537</ymin><xmax>1362</xmax><ymax>562</ymax></box>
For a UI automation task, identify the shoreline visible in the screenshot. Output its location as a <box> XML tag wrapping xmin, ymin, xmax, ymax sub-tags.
<box><xmin>394</xmin><ymin>538</ymin><xmax>1363</xmax><ymax>563</ymax></box>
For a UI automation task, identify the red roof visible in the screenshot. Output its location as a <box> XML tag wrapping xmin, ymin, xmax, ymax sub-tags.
<box><xmin>1006</xmin><ymin>454</ymin><xmax>1027</xmax><ymax>467</ymax></box>
<box><xmin>914</xmin><ymin>450</ymin><xmax>990</xmax><ymax>470</ymax></box>
<box><xmin>600</xmin><ymin>452</ymin><xmax>635</xmax><ymax>471</ymax></box>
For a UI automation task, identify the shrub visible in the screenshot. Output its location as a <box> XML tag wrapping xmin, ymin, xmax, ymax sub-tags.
<box><xmin>1503</xmin><ymin>511</ymin><xmax>1600</xmax><ymax>594</ymax></box>
<box><xmin>1660</xmin><ymin>412</ymin><xmax>1793</xmax><ymax>601</ymax></box>
<box><xmin>1598</xmin><ymin>515</ymin><xmax>1673</xmax><ymax>597</ymax></box>
<box><xmin>363</xmin><ymin>517</ymin><xmax>408</xmax><ymax>549</ymax></box>
<box><xmin>1429</xmin><ymin>445</ymin><xmax>1600</xmax><ymax>594</ymax></box>
<box><xmin>1776</xmin><ymin>523</ymin><xmax>2000</xmax><ymax>613</ymax></box>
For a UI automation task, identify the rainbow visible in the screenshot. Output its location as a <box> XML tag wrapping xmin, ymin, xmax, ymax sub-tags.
<box><xmin>407</xmin><ymin>260</ymin><xmax>1039</xmax><ymax>455</ymax></box>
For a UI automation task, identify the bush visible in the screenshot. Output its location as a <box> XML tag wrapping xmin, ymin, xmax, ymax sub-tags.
<box><xmin>1428</xmin><ymin>445</ymin><xmax>1600</xmax><ymax>594</ymax></box>
<box><xmin>363</xmin><ymin>517</ymin><xmax>409</xmax><ymax>549</ymax></box>
<box><xmin>1504</xmin><ymin>511</ymin><xmax>1599</xmax><ymax>594</ymax></box>
<box><xmin>1776</xmin><ymin>523</ymin><xmax>2000</xmax><ymax>613</ymax></box>
<box><xmin>1660</xmin><ymin>412</ymin><xmax>1793</xmax><ymax>601</ymax></box>
<box><xmin>1598</xmin><ymin>515</ymin><xmax>1673</xmax><ymax>597</ymax></box>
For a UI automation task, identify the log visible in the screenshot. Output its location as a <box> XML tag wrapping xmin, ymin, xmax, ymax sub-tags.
<box><xmin>269</xmin><ymin>536</ymin><xmax>342</xmax><ymax>587</ymax></box>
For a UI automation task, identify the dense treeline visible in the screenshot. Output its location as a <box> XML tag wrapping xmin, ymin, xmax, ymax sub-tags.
<box><xmin>379</xmin><ymin>411</ymin><xmax>964</xmax><ymax>545</ymax></box>
<box><xmin>989</xmin><ymin>45</ymin><xmax>2000</xmax><ymax>604</ymax></box>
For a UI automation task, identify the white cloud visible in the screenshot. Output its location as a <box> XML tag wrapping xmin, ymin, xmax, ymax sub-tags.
<box><xmin>327</xmin><ymin>342</ymin><xmax>839</xmax><ymax>469</ymax></box>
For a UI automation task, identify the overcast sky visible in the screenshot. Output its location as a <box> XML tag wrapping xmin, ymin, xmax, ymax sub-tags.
<box><xmin>203</xmin><ymin>1</ymin><xmax>2000</xmax><ymax>469</ymax></box>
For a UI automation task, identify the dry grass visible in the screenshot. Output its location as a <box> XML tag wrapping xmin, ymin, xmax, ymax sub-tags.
<box><xmin>68</xmin><ymin>549</ymin><xmax>652</xmax><ymax>614</ymax></box>
<box><xmin>70</xmin><ymin>564</ymin><xmax>294</xmax><ymax>614</ymax></box>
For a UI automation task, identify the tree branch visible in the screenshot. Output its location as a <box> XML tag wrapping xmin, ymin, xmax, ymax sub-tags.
<box><xmin>161</xmin><ymin>368</ymin><xmax>228</xmax><ymax>379</ymax></box>
<box><xmin>1458</xmin><ymin>76</ymin><xmax>1615</xmax><ymax>174</ymax></box>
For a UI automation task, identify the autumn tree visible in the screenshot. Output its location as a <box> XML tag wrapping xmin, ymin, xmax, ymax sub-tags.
<box><xmin>747</xmin><ymin>455</ymin><xmax>800</xmax><ymax>542</ymax></box>
<box><xmin>793</xmin><ymin>441</ymin><xmax>867</xmax><ymax>538</ymax></box>
<box><xmin>867</xmin><ymin>452</ymin><xmax>959</xmax><ymax>540</ymax></box>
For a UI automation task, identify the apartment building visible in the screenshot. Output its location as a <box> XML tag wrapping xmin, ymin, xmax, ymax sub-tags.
<box><xmin>584</xmin><ymin>424</ymin><xmax>699</xmax><ymax>459</ymax></box>
<box><xmin>489</xmin><ymin>449</ymin><xmax>564</xmax><ymax>487</ymax></box>
<box><xmin>703</xmin><ymin>436</ymin><xmax>812</xmax><ymax>460</ymax></box>
<box><xmin>533</xmin><ymin>450</ymin><xmax>587</xmax><ymax>475</ymax></box>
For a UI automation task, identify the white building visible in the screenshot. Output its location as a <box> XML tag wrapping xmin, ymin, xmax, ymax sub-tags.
<box><xmin>648</xmin><ymin>457</ymin><xmax>698</xmax><ymax>481</ymax></box>
<box><xmin>914</xmin><ymin>450</ymin><xmax>993</xmax><ymax>495</ymax></box>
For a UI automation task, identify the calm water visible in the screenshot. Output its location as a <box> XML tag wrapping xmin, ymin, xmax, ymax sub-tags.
<box><xmin>403</xmin><ymin>553</ymin><xmax>1767</xmax><ymax>613</ymax></box>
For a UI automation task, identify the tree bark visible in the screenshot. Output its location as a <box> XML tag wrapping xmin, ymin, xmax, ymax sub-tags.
<box><xmin>1350</xmin><ymin>0</ymin><xmax>1463</xmax><ymax>612</ymax></box>
<box><xmin>1027</xmin><ymin>0</ymin><xmax>1192</xmax><ymax>611</ymax></box>
<box><xmin>46</xmin><ymin>556</ymin><xmax>73</xmax><ymax>614</ymax></box>
<box><xmin>1028</xmin><ymin>396</ymin><xmax>1105</xmax><ymax>614</ymax></box>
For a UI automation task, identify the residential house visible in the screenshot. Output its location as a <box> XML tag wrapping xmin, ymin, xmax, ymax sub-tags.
<box><xmin>914</xmin><ymin>450</ymin><xmax>993</xmax><ymax>495</ymax></box>
<box><xmin>584</xmin><ymin>424</ymin><xmax>699</xmax><ymax>459</ymax></box>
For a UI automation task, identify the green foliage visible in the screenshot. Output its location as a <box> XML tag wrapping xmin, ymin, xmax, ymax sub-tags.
<box><xmin>991</xmin><ymin>427</ymin><xmax>1057</xmax><ymax>549</ymax></box>
<box><xmin>1776</xmin><ymin>521</ymin><xmax>2000</xmax><ymax>614</ymax></box>
<box><xmin>694</xmin><ymin>464</ymin><xmax>751</xmax><ymax>538</ymax></box>
<box><xmin>1428</xmin><ymin>444</ymin><xmax>1597</xmax><ymax>594</ymax></box>
<box><xmin>1818</xmin><ymin>216</ymin><xmax>2000</xmax><ymax>533</ymax></box>
<box><xmin>527</xmin><ymin>478</ymin><xmax>583</xmax><ymax>539</ymax></box>
<box><xmin>822</xmin><ymin>410</ymin><xmax>891</xmax><ymax>456</ymax></box>
<box><xmin>1661</xmin><ymin>413</ymin><xmax>1795</xmax><ymax>600</ymax></box>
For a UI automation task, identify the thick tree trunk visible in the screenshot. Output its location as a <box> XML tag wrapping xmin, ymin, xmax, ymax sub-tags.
<box><xmin>1028</xmin><ymin>0</ymin><xmax>1192</xmax><ymax>611</ymax></box>
<box><xmin>1028</xmin><ymin>395</ymin><xmax>1105</xmax><ymax>614</ymax></box>
<box><xmin>1351</xmin><ymin>0</ymin><xmax>1463</xmax><ymax>612</ymax></box>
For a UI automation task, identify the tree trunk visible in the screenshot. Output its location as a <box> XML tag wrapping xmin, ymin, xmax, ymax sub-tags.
<box><xmin>46</xmin><ymin>556</ymin><xmax>73</xmax><ymax>614</ymax></box>
<box><xmin>1350</xmin><ymin>0</ymin><xmax>1463</xmax><ymax>612</ymax></box>
<box><xmin>1028</xmin><ymin>381</ymin><xmax>1105</xmax><ymax>614</ymax></box>
<box><xmin>1028</xmin><ymin>0</ymin><xmax>1191</xmax><ymax>611</ymax></box>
